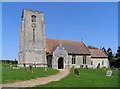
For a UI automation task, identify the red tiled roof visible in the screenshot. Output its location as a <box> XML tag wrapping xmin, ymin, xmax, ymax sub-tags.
<box><xmin>46</xmin><ymin>38</ymin><xmax>91</xmax><ymax>55</ymax></box>
<box><xmin>89</xmin><ymin>48</ymin><xmax>108</xmax><ymax>58</ymax></box>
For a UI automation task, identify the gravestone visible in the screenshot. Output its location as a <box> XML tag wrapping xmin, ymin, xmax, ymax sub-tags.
<box><xmin>23</xmin><ymin>63</ymin><xmax>26</xmax><ymax>70</ymax></box>
<box><xmin>96</xmin><ymin>63</ymin><xmax>100</xmax><ymax>69</ymax></box>
<box><xmin>74</xmin><ymin>68</ymin><xmax>79</xmax><ymax>76</ymax></box>
<box><xmin>106</xmin><ymin>70</ymin><xmax>112</xmax><ymax>76</ymax></box>
<box><xmin>85</xmin><ymin>65</ymin><xmax>89</xmax><ymax>69</ymax></box>
<box><xmin>29</xmin><ymin>64</ymin><xmax>33</xmax><ymax>73</ymax></box>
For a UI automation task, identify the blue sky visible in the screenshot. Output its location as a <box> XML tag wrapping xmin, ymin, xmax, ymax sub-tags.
<box><xmin>2</xmin><ymin>2</ymin><xmax>118</xmax><ymax>59</ymax></box>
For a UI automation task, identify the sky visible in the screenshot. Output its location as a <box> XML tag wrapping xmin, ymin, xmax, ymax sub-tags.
<box><xmin>2</xmin><ymin>2</ymin><xmax>118</xmax><ymax>60</ymax></box>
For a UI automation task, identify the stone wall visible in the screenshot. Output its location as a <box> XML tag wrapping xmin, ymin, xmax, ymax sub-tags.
<box><xmin>90</xmin><ymin>58</ymin><xmax>109</xmax><ymax>68</ymax></box>
<box><xmin>67</xmin><ymin>55</ymin><xmax>91</xmax><ymax>68</ymax></box>
<box><xmin>75</xmin><ymin>55</ymin><xmax>91</xmax><ymax>68</ymax></box>
<box><xmin>18</xmin><ymin>9</ymin><xmax>47</xmax><ymax>67</ymax></box>
<box><xmin>52</xmin><ymin>45</ymin><xmax>68</xmax><ymax>69</ymax></box>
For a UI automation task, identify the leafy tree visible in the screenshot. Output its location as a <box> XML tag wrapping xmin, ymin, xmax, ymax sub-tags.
<box><xmin>111</xmin><ymin>57</ymin><xmax>117</xmax><ymax>62</ymax></box>
<box><xmin>102</xmin><ymin>47</ymin><xmax>107</xmax><ymax>55</ymax></box>
<box><xmin>115</xmin><ymin>46</ymin><xmax>120</xmax><ymax>59</ymax></box>
<box><xmin>117</xmin><ymin>46</ymin><xmax>120</xmax><ymax>59</ymax></box>
<box><xmin>107</xmin><ymin>48</ymin><xmax>114</xmax><ymax>62</ymax></box>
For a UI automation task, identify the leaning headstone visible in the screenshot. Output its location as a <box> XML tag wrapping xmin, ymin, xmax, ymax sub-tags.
<box><xmin>96</xmin><ymin>63</ymin><xmax>100</xmax><ymax>69</ymax></box>
<box><xmin>74</xmin><ymin>68</ymin><xmax>79</xmax><ymax>76</ymax></box>
<box><xmin>106</xmin><ymin>70</ymin><xmax>112</xmax><ymax>76</ymax></box>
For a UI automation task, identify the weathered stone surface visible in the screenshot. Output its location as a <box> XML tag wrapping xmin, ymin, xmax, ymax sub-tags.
<box><xmin>18</xmin><ymin>9</ymin><xmax>47</xmax><ymax>67</ymax></box>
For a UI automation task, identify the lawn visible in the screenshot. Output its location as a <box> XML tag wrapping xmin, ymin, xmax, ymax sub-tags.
<box><xmin>2</xmin><ymin>63</ymin><xmax>59</xmax><ymax>84</ymax></box>
<box><xmin>38</xmin><ymin>68</ymin><xmax>119</xmax><ymax>87</ymax></box>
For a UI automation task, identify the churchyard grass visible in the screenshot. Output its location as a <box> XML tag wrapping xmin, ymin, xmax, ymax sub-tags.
<box><xmin>2</xmin><ymin>63</ymin><xmax>59</xmax><ymax>84</ymax></box>
<box><xmin>38</xmin><ymin>68</ymin><xmax>119</xmax><ymax>87</ymax></box>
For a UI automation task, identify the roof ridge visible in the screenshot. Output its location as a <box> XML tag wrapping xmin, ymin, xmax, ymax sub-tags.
<box><xmin>46</xmin><ymin>38</ymin><xmax>82</xmax><ymax>43</ymax></box>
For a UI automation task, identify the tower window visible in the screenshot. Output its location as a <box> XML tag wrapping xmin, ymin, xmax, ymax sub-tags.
<box><xmin>83</xmin><ymin>55</ymin><xmax>86</xmax><ymax>64</ymax></box>
<box><xmin>33</xmin><ymin>29</ymin><xmax>35</xmax><ymax>41</ymax></box>
<box><xmin>31</xmin><ymin>15</ymin><xmax>36</xmax><ymax>22</ymax></box>
<box><xmin>72</xmin><ymin>55</ymin><xmax>76</xmax><ymax>64</ymax></box>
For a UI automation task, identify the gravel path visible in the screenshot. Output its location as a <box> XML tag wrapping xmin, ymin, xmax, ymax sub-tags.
<box><xmin>2</xmin><ymin>69</ymin><xmax>69</xmax><ymax>88</ymax></box>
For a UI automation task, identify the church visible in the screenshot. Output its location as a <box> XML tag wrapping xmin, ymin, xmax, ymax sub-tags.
<box><xmin>18</xmin><ymin>9</ymin><xmax>109</xmax><ymax>69</ymax></box>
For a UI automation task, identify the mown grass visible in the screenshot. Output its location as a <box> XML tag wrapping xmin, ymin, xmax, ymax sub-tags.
<box><xmin>2</xmin><ymin>63</ymin><xmax>59</xmax><ymax>84</ymax></box>
<box><xmin>38</xmin><ymin>68</ymin><xmax>119</xmax><ymax>87</ymax></box>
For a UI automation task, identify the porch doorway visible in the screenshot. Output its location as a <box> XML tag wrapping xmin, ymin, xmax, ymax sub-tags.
<box><xmin>58</xmin><ymin>57</ymin><xmax>64</xmax><ymax>69</ymax></box>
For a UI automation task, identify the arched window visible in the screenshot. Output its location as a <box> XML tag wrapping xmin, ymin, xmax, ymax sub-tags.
<box><xmin>31</xmin><ymin>15</ymin><xmax>36</xmax><ymax>22</ymax></box>
<box><xmin>72</xmin><ymin>55</ymin><xmax>76</xmax><ymax>64</ymax></box>
<box><xmin>83</xmin><ymin>55</ymin><xmax>86</xmax><ymax>64</ymax></box>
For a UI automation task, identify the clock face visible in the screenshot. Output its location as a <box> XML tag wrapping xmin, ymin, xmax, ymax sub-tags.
<box><xmin>32</xmin><ymin>23</ymin><xmax>36</xmax><ymax>28</ymax></box>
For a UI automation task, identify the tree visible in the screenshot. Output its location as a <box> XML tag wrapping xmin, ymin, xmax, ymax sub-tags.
<box><xmin>102</xmin><ymin>47</ymin><xmax>107</xmax><ymax>55</ymax></box>
<box><xmin>107</xmin><ymin>48</ymin><xmax>114</xmax><ymax>62</ymax></box>
<box><xmin>114</xmin><ymin>46</ymin><xmax>120</xmax><ymax>59</ymax></box>
<box><xmin>117</xmin><ymin>46</ymin><xmax>120</xmax><ymax>59</ymax></box>
<box><xmin>110</xmin><ymin>46</ymin><xmax>120</xmax><ymax>68</ymax></box>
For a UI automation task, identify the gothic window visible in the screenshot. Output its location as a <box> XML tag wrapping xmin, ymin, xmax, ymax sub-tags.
<box><xmin>33</xmin><ymin>29</ymin><xmax>35</xmax><ymax>41</ymax></box>
<box><xmin>83</xmin><ymin>55</ymin><xmax>86</xmax><ymax>64</ymax></box>
<box><xmin>31</xmin><ymin>15</ymin><xmax>36</xmax><ymax>22</ymax></box>
<box><xmin>72</xmin><ymin>55</ymin><xmax>76</xmax><ymax>64</ymax></box>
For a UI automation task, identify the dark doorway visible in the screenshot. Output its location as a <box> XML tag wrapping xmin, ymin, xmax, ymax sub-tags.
<box><xmin>58</xmin><ymin>57</ymin><xmax>64</xmax><ymax>69</ymax></box>
<box><xmin>47</xmin><ymin>55</ymin><xmax>52</xmax><ymax>68</ymax></box>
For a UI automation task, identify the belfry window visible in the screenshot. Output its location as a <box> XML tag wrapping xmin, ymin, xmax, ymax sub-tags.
<box><xmin>31</xmin><ymin>15</ymin><xmax>36</xmax><ymax>22</ymax></box>
<box><xmin>33</xmin><ymin>29</ymin><xmax>35</xmax><ymax>41</ymax></box>
<box><xmin>83</xmin><ymin>55</ymin><xmax>86</xmax><ymax>64</ymax></box>
<box><xmin>72</xmin><ymin>55</ymin><xmax>76</xmax><ymax>64</ymax></box>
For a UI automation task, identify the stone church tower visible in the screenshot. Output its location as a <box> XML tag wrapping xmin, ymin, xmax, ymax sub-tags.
<box><xmin>18</xmin><ymin>9</ymin><xmax>47</xmax><ymax>67</ymax></box>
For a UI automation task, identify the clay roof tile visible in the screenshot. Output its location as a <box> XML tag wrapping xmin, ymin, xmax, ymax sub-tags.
<box><xmin>89</xmin><ymin>48</ymin><xmax>108</xmax><ymax>58</ymax></box>
<box><xmin>46</xmin><ymin>38</ymin><xmax>91</xmax><ymax>55</ymax></box>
